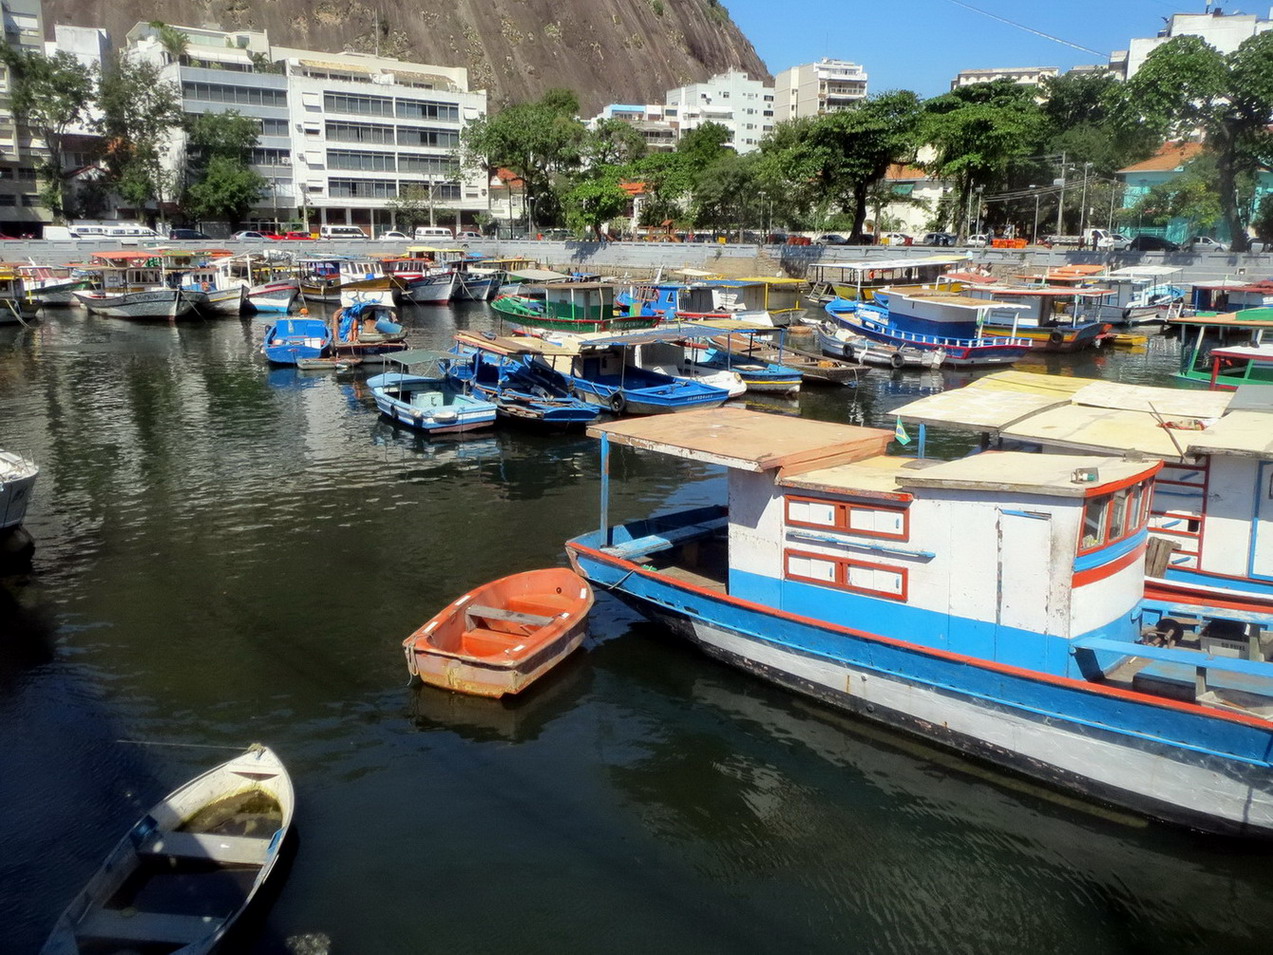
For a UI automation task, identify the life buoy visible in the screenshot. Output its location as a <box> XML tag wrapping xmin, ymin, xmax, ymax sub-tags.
<box><xmin>1049</xmin><ymin>331</ymin><xmax>1065</xmax><ymax>346</ymax></box>
<box><xmin>608</xmin><ymin>391</ymin><xmax>626</xmax><ymax>414</ymax></box>
<box><xmin>889</xmin><ymin>352</ymin><xmax>905</xmax><ymax>369</ymax></box>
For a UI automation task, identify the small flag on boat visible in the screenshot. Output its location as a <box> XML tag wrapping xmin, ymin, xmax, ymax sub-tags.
<box><xmin>894</xmin><ymin>417</ymin><xmax>912</xmax><ymax>446</ymax></box>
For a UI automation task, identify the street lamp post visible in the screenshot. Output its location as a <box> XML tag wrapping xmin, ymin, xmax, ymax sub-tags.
<box><xmin>1030</xmin><ymin>186</ymin><xmax>1040</xmax><ymax>244</ymax></box>
<box><xmin>527</xmin><ymin>195</ymin><xmax>541</xmax><ymax>237</ymax></box>
<box><xmin>1137</xmin><ymin>179</ymin><xmax>1148</xmax><ymax>234</ymax></box>
<box><xmin>1078</xmin><ymin>162</ymin><xmax>1092</xmax><ymax>239</ymax></box>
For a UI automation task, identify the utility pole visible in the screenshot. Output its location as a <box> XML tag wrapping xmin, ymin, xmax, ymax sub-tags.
<box><xmin>1078</xmin><ymin>162</ymin><xmax>1091</xmax><ymax>239</ymax></box>
<box><xmin>1054</xmin><ymin>151</ymin><xmax>1067</xmax><ymax>237</ymax></box>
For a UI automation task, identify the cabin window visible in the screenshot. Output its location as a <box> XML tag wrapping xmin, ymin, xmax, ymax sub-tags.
<box><xmin>785</xmin><ymin>495</ymin><xmax>908</xmax><ymax>540</ymax></box>
<box><xmin>784</xmin><ymin>548</ymin><xmax>908</xmax><ymax>601</ymax></box>
<box><xmin>1077</xmin><ymin>479</ymin><xmax>1153</xmax><ymax>554</ymax></box>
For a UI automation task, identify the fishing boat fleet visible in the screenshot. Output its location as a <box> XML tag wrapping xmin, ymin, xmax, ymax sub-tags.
<box><xmin>20</xmin><ymin>244</ymin><xmax>1273</xmax><ymax>955</ymax></box>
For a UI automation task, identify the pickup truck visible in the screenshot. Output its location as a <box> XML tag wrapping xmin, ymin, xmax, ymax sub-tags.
<box><xmin>1041</xmin><ymin>230</ymin><xmax>1129</xmax><ymax>250</ymax></box>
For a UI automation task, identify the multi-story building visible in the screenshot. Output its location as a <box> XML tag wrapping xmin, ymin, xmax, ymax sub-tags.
<box><xmin>125</xmin><ymin>22</ymin><xmax>488</xmax><ymax>234</ymax></box>
<box><xmin>664</xmin><ymin>70</ymin><xmax>774</xmax><ymax>154</ymax></box>
<box><xmin>589</xmin><ymin>104</ymin><xmax>677</xmax><ymax>153</ymax></box>
<box><xmin>950</xmin><ymin>66</ymin><xmax>1059</xmax><ymax>91</ymax></box>
<box><xmin>774</xmin><ymin>59</ymin><xmax>868</xmax><ymax>122</ymax></box>
<box><xmin>1118</xmin><ymin>7</ymin><xmax>1273</xmax><ymax>80</ymax></box>
<box><xmin>0</xmin><ymin>0</ymin><xmax>49</xmax><ymax>235</ymax></box>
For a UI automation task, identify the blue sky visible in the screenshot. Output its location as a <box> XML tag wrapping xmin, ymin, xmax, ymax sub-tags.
<box><xmin>723</xmin><ymin>0</ymin><xmax>1201</xmax><ymax>97</ymax></box>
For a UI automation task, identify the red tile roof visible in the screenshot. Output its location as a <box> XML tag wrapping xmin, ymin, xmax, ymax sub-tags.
<box><xmin>1117</xmin><ymin>141</ymin><xmax>1204</xmax><ymax>174</ymax></box>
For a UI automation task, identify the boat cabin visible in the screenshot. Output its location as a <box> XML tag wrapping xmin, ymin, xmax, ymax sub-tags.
<box><xmin>808</xmin><ymin>256</ymin><xmax>969</xmax><ymax>301</ymax></box>
<box><xmin>1169</xmin><ymin>309</ymin><xmax>1273</xmax><ymax>386</ymax></box>
<box><xmin>542</xmin><ymin>282</ymin><xmax>617</xmax><ymax>324</ymax></box>
<box><xmin>580</xmin><ymin>408</ymin><xmax>1158</xmax><ymax>677</ymax></box>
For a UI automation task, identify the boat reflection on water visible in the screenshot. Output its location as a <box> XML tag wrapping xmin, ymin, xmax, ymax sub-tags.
<box><xmin>408</xmin><ymin>646</ymin><xmax>593</xmax><ymax>744</ymax></box>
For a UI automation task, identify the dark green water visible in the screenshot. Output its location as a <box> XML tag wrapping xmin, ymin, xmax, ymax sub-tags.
<box><xmin>2</xmin><ymin>306</ymin><xmax>1271</xmax><ymax>954</ymax></box>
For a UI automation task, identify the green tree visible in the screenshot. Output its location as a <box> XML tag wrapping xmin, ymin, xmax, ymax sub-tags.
<box><xmin>583</xmin><ymin>118</ymin><xmax>647</xmax><ymax>167</ymax></box>
<box><xmin>388</xmin><ymin>184</ymin><xmax>438</xmax><ymax>231</ymax></box>
<box><xmin>460</xmin><ymin>88</ymin><xmax>586</xmax><ymax>227</ymax></box>
<box><xmin>691</xmin><ymin>151</ymin><xmax>760</xmax><ymax>234</ymax></box>
<box><xmin>676</xmin><ymin>122</ymin><xmax>732</xmax><ymax>169</ymax></box>
<box><xmin>919</xmin><ymin>80</ymin><xmax>1046</xmax><ymax>240</ymax></box>
<box><xmin>1253</xmin><ymin>193</ymin><xmax>1273</xmax><ymax>243</ymax></box>
<box><xmin>1122</xmin><ymin>154</ymin><xmax>1227</xmax><ymax>234</ymax></box>
<box><xmin>97</xmin><ymin>52</ymin><xmax>183</xmax><ymax>226</ymax></box>
<box><xmin>563</xmin><ymin>172</ymin><xmax>629</xmax><ymax>238</ymax></box>
<box><xmin>183</xmin><ymin>155</ymin><xmax>265</xmax><ymax>229</ymax></box>
<box><xmin>0</xmin><ymin>47</ymin><xmax>96</xmax><ymax>221</ymax></box>
<box><xmin>1112</xmin><ymin>32</ymin><xmax>1273</xmax><ymax>252</ymax></box>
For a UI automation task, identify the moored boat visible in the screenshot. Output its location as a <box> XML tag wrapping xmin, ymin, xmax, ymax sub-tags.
<box><xmin>403</xmin><ymin>568</ymin><xmax>594</xmax><ymax>697</ymax></box>
<box><xmin>261</xmin><ymin>317</ymin><xmax>333</xmax><ymax>365</ymax></box>
<box><xmin>367</xmin><ymin>349</ymin><xmax>498</xmax><ymax>435</ymax></box>
<box><xmin>74</xmin><ymin>287</ymin><xmax>200</xmax><ymax>320</ymax></box>
<box><xmin>0</xmin><ymin>448</ymin><xmax>38</xmax><ymax>570</ymax></box>
<box><xmin>40</xmin><ymin>744</ymin><xmax>293</xmax><ymax>955</ymax></box>
<box><xmin>566</xmin><ymin>407</ymin><xmax>1273</xmax><ymax>837</ymax></box>
<box><xmin>330</xmin><ymin>301</ymin><xmax>407</xmax><ymax>358</ymax></box>
<box><xmin>449</xmin><ymin>333</ymin><xmax>601</xmax><ymax>431</ymax></box>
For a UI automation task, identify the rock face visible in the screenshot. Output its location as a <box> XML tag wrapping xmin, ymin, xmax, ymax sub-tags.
<box><xmin>45</xmin><ymin>0</ymin><xmax>771</xmax><ymax>112</ymax></box>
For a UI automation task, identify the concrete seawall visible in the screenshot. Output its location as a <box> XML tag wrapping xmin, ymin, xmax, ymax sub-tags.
<box><xmin>13</xmin><ymin>237</ymin><xmax>1272</xmax><ymax>287</ymax></box>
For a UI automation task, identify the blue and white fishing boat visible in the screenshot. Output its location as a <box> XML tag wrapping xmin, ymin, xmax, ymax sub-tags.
<box><xmin>687</xmin><ymin>342</ymin><xmax>802</xmax><ymax>395</ymax></box>
<box><xmin>566</xmin><ymin>407</ymin><xmax>1273</xmax><ymax>837</ymax></box>
<box><xmin>449</xmin><ymin>333</ymin><xmax>600</xmax><ymax>430</ymax></box>
<box><xmin>826</xmin><ymin>291</ymin><xmax>1031</xmax><ymax>368</ymax></box>
<box><xmin>261</xmin><ymin>317</ymin><xmax>333</xmax><ymax>365</ymax></box>
<box><xmin>331</xmin><ymin>301</ymin><xmax>407</xmax><ymax>359</ymax></box>
<box><xmin>537</xmin><ymin>327</ymin><xmax>734</xmax><ymax>415</ymax></box>
<box><xmin>367</xmin><ymin>349</ymin><xmax>497</xmax><ymax>435</ymax></box>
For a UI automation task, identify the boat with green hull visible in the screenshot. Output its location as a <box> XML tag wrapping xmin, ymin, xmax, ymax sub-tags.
<box><xmin>492</xmin><ymin>281</ymin><xmax>657</xmax><ymax>334</ymax></box>
<box><xmin>1170</xmin><ymin>308</ymin><xmax>1273</xmax><ymax>388</ymax></box>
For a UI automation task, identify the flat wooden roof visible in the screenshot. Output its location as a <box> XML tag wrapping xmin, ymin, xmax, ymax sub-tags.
<box><xmin>587</xmin><ymin>407</ymin><xmax>893</xmax><ymax>475</ymax></box>
<box><xmin>898</xmin><ymin>451</ymin><xmax>1159</xmax><ymax>498</ymax></box>
<box><xmin>1002</xmin><ymin>406</ymin><xmax>1198</xmax><ymax>460</ymax></box>
<box><xmin>780</xmin><ymin>454</ymin><xmax>915</xmax><ymax>501</ymax></box>
<box><xmin>1189</xmin><ymin>411</ymin><xmax>1273</xmax><ymax>458</ymax></box>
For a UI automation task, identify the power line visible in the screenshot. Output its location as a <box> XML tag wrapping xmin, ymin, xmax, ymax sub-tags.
<box><xmin>942</xmin><ymin>1</ymin><xmax>1107</xmax><ymax>57</ymax></box>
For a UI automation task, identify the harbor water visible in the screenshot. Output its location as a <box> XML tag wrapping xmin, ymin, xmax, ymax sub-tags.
<box><xmin>2</xmin><ymin>304</ymin><xmax>1272</xmax><ymax>954</ymax></box>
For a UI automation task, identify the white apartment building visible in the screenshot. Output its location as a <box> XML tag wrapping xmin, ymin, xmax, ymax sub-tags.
<box><xmin>589</xmin><ymin>104</ymin><xmax>677</xmax><ymax>152</ymax></box>
<box><xmin>125</xmin><ymin>22</ymin><xmax>488</xmax><ymax>233</ymax></box>
<box><xmin>664</xmin><ymin>70</ymin><xmax>774</xmax><ymax>154</ymax></box>
<box><xmin>950</xmin><ymin>66</ymin><xmax>1059</xmax><ymax>91</ymax></box>
<box><xmin>0</xmin><ymin>0</ymin><xmax>48</xmax><ymax>234</ymax></box>
<box><xmin>1118</xmin><ymin>7</ymin><xmax>1273</xmax><ymax>79</ymax></box>
<box><xmin>774</xmin><ymin>59</ymin><xmax>868</xmax><ymax>122</ymax></box>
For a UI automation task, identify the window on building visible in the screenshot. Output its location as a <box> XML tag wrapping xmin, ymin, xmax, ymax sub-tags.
<box><xmin>326</xmin><ymin>121</ymin><xmax>396</xmax><ymax>145</ymax></box>
<box><xmin>324</xmin><ymin>92</ymin><xmax>395</xmax><ymax>117</ymax></box>
<box><xmin>398</xmin><ymin>155</ymin><xmax>459</xmax><ymax>176</ymax></box>
<box><xmin>396</xmin><ymin>127</ymin><xmax>460</xmax><ymax>148</ymax></box>
<box><xmin>251</xmin><ymin>148</ymin><xmax>292</xmax><ymax>166</ymax></box>
<box><xmin>328</xmin><ymin>177</ymin><xmax>398</xmax><ymax>199</ymax></box>
<box><xmin>327</xmin><ymin>149</ymin><xmax>395</xmax><ymax>172</ymax></box>
<box><xmin>395</xmin><ymin>100</ymin><xmax>459</xmax><ymax>122</ymax></box>
<box><xmin>259</xmin><ymin>117</ymin><xmax>290</xmax><ymax>137</ymax></box>
<box><xmin>183</xmin><ymin>81</ymin><xmax>287</xmax><ymax>108</ymax></box>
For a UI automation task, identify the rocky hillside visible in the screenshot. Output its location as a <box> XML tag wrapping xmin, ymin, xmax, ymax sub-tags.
<box><xmin>44</xmin><ymin>0</ymin><xmax>770</xmax><ymax>112</ymax></box>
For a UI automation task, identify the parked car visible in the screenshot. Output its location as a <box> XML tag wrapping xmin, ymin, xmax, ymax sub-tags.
<box><xmin>847</xmin><ymin>233</ymin><xmax>876</xmax><ymax>245</ymax></box>
<box><xmin>376</xmin><ymin>230</ymin><xmax>410</xmax><ymax>241</ymax></box>
<box><xmin>1127</xmin><ymin>234</ymin><xmax>1179</xmax><ymax>252</ymax></box>
<box><xmin>921</xmin><ymin>232</ymin><xmax>956</xmax><ymax>247</ymax></box>
<box><xmin>766</xmin><ymin>232</ymin><xmax>790</xmax><ymax>244</ymax></box>
<box><xmin>817</xmin><ymin>234</ymin><xmax>850</xmax><ymax>245</ymax></box>
<box><xmin>168</xmin><ymin>228</ymin><xmax>210</xmax><ymax>240</ymax></box>
<box><xmin>966</xmin><ymin>234</ymin><xmax>991</xmax><ymax>247</ymax></box>
<box><xmin>283</xmin><ymin>231</ymin><xmax>316</xmax><ymax>240</ymax></box>
<box><xmin>232</xmin><ymin>230</ymin><xmax>269</xmax><ymax>240</ymax></box>
<box><xmin>878</xmin><ymin>232</ymin><xmax>912</xmax><ymax>246</ymax></box>
<box><xmin>1188</xmin><ymin>235</ymin><xmax>1227</xmax><ymax>252</ymax></box>
<box><xmin>454</xmin><ymin>230</ymin><xmax>484</xmax><ymax>241</ymax></box>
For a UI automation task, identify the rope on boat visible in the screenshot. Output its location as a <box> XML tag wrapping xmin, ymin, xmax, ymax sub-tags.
<box><xmin>5</xmin><ymin>298</ymin><xmax>30</xmax><ymax>328</ymax></box>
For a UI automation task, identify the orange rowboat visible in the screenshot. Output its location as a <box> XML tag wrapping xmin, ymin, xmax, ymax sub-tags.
<box><xmin>403</xmin><ymin>568</ymin><xmax>594</xmax><ymax>697</ymax></box>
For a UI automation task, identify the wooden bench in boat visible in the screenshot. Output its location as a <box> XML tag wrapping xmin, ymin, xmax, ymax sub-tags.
<box><xmin>141</xmin><ymin>830</ymin><xmax>273</xmax><ymax>866</ymax></box>
<box><xmin>77</xmin><ymin>909</ymin><xmax>216</xmax><ymax>945</ymax></box>
<box><xmin>601</xmin><ymin>516</ymin><xmax>729</xmax><ymax>561</ymax></box>
<box><xmin>1071</xmin><ymin>636</ymin><xmax>1273</xmax><ymax>702</ymax></box>
<box><xmin>465</xmin><ymin>604</ymin><xmax>555</xmax><ymax>627</ymax></box>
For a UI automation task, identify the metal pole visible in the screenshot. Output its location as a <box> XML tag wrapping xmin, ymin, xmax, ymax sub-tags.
<box><xmin>599</xmin><ymin>432</ymin><xmax>611</xmax><ymax>546</ymax></box>
<box><xmin>1079</xmin><ymin>164</ymin><xmax>1091</xmax><ymax>239</ymax></box>
<box><xmin>1055</xmin><ymin>151</ymin><xmax>1066</xmax><ymax>237</ymax></box>
<box><xmin>1032</xmin><ymin>189</ymin><xmax>1040</xmax><ymax>243</ymax></box>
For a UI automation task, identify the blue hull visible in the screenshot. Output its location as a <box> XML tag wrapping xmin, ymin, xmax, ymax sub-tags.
<box><xmin>566</xmin><ymin>515</ymin><xmax>1273</xmax><ymax>837</ymax></box>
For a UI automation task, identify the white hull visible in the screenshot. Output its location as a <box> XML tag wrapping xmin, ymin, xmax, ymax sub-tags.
<box><xmin>649</xmin><ymin>605</ymin><xmax>1273</xmax><ymax>835</ymax></box>
<box><xmin>74</xmin><ymin>288</ymin><xmax>200</xmax><ymax>320</ymax></box>
<box><xmin>401</xmin><ymin>272</ymin><xmax>457</xmax><ymax>304</ymax></box>
<box><xmin>0</xmin><ymin>450</ymin><xmax>38</xmax><ymax>530</ymax></box>
<box><xmin>340</xmin><ymin>287</ymin><xmax>396</xmax><ymax>308</ymax></box>
<box><xmin>192</xmin><ymin>285</ymin><xmax>247</xmax><ymax>316</ymax></box>
<box><xmin>246</xmin><ymin>281</ymin><xmax>299</xmax><ymax>314</ymax></box>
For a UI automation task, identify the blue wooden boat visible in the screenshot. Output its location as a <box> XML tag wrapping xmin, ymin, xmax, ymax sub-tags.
<box><xmin>449</xmin><ymin>333</ymin><xmax>600</xmax><ymax>430</ymax></box>
<box><xmin>566</xmin><ymin>407</ymin><xmax>1273</xmax><ymax>838</ymax></box>
<box><xmin>541</xmin><ymin>328</ymin><xmax>733</xmax><ymax>415</ymax></box>
<box><xmin>367</xmin><ymin>349</ymin><xmax>497</xmax><ymax>435</ymax></box>
<box><xmin>825</xmin><ymin>296</ymin><xmax>1031</xmax><ymax>368</ymax></box>
<box><xmin>261</xmin><ymin>317</ymin><xmax>333</xmax><ymax>365</ymax></box>
<box><xmin>332</xmin><ymin>301</ymin><xmax>407</xmax><ymax>358</ymax></box>
<box><xmin>685</xmin><ymin>342</ymin><xmax>802</xmax><ymax>394</ymax></box>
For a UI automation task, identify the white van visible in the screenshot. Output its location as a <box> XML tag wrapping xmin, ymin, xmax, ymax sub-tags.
<box><xmin>319</xmin><ymin>224</ymin><xmax>368</xmax><ymax>240</ymax></box>
<box><xmin>413</xmin><ymin>226</ymin><xmax>453</xmax><ymax>240</ymax></box>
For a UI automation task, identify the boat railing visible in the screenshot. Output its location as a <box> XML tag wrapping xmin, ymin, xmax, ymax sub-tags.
<box><xmin>848</xmin><ymin>316</ymin><xmax>1029</xmax><ymax>350</ymax></box>
<box><xmin>1071</xmin><ymin>635</ymin><xmax>1273</xmax><ymax>707</ymax></box>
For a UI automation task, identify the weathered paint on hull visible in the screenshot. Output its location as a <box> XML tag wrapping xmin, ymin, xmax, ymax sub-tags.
<box><xmin>567</xmin><ymin>542</ymin><xmax>1273</xmax><ymax>837</ymax></box>
<box><xmin>409</xmin><ymin>626</ymin><xmax>587</xmax><ymax>697</ymax></box>
<box><xmin>73</xmin><ymin>289</ymin><xmax>199</xmax><ymax>320</ymax></box>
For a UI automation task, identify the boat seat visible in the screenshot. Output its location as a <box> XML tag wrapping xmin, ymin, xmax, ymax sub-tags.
<box><xmin>141</xmin><ymin>830</ymin><xmax>273</xmax><ymax>866</ymax></box>
<box><xmin>466</xmin><ymin>604</ymin><xmax>554</xmax><ymax>627</ymax></box>
<box><xmin>460</xmin><ymin>628</ymin><xmax>530</xmax><ymax>657</ymax></box>
<box><xmin>412</xmin><ymin>392</ymin><xmax>444</xmax><ymax>409</ymax></box>
<box><xmin>77</xmin><ymin>909</ymin><xmax>215</xmax><ymax>945</ymax></box>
